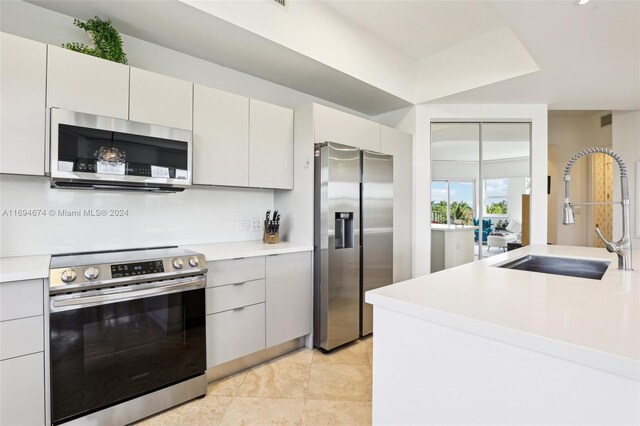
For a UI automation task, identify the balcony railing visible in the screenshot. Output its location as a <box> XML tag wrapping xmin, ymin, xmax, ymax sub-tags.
<box><xmin>431</xmin><ymin>211</ymin><xmax>447</xmax><ymax>224</ymax></box>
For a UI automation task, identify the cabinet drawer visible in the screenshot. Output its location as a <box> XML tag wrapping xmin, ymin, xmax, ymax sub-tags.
<box><xmin>206</xmin><ymin>279</ymin><xmax>265</xmax><ymax>314</ymax></box>
<box><xmin>0</xmin><ymin>316</ymin><xmax>43</xmax><ymax>360</ymax></box>
<box><xmin>0</xmin><ymin>279</ymin><xmax>43</xmax><ymax>322</ymax></box>
<box><xmin>206</xmin><ymin>303</ymin><xmax>265</xmax><ymax>367</ymax></box>
<box><xmin>0</xmin><ymin>352</ymin><xmax>45</xmax><ymax>426</ymax></box>
<box><xmin>207</xmin><ymin>256</ymin><xmax>265</xmax><ymax>287</ymax></box>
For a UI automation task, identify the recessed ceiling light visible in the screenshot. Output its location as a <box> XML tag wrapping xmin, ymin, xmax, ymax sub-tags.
<box><xmin>578</xmin><ymin>0</ymin><xmax>590</xmax><ymax>4</ymax></box>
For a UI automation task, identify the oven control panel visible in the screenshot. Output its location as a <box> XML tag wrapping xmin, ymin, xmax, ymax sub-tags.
<box><xmin>111</xmin><ymin>260</ymin><xmax>165</xmax><ymax>278</ymax></box>
<box><xmin>49</xmin><ymin>250</ymin><xmax>207</xmax><ymax>293</ymax></box>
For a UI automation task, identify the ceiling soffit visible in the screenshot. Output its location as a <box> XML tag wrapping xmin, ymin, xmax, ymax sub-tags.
<box><xmin>22</xmin><ymin>1</ymin><xmax>637</xmax><ymax>112</ymax></box>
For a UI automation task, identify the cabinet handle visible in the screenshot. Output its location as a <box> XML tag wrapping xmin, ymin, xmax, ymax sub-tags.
<box><xmin>268</xmin><ymin>254</ymin><xmax>280</xmax><ymax>256</ymax></box>
<box><xmin>233</xmin><ymin>257</ymin><xmax>245</xmax><ymax>260</ymax></box>
<box><xmin>233</xmin><ymin>307</ymin><xmax>245</xmax><ymax>311</ymax></box>
<box><xmin>232</xmin><ymin>281</ymin><xmax>245</xmax><ymax>286</ymax></box>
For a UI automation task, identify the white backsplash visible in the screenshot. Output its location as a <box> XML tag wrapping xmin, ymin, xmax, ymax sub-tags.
<box><xmin>0</xmin><ymin>175</ymin><xmax>273</xmax><ymax>257</ymax></box>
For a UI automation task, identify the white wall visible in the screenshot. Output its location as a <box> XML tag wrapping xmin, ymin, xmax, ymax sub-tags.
<box><xmin>374</xmin><ymin>106</ymin><xmax>421</xmax><ymax>275</ymax></box>
<box><xmin>0</xmin><ymin>175</ymin><xmax>271</xmax><ymax>257</ymax></box>
<box><xmin>507</xmin><ymin>177</ymin><xmax>528</xmax><ymax>225</ymax></box>
<box><xmin>274</xmin><ymin>104</ymin><xmax>315</xmax><ymax>246</ymax></box>
<box><xmin>547</xmin><ymin>112</ymin><xmax>612</xmax><ymax>247</ymax></box>
<box><xmin>548</xmin><ymin>115</ymin><xmax>590</xmax><ymax>246</ymax></box>
<box><xmin>612</xmin><ymin>110</ymin><xmax>640</xmax><ymax>248</ymax></box>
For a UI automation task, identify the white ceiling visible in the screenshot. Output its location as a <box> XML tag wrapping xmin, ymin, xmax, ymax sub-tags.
<box><xmin>431</xmin><ymin>1</ymin><xmax>640</xmax><ymax>110</ymax></box>
<box><xmin>322</xmin><ymin>1</ymin><xmax>506</xmax><ymax>59</ymax></box>
<box><xmin>21</xmin><ymin>0</ymin><xmax>640</xmax><ymax>114</ymax></box>
<box><xmin>322</xmin><ymin>0</ymin><xmax>639</xmax><ymax>110</ymax></box>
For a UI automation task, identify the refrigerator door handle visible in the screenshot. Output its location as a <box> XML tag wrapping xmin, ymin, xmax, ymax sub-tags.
<box><xmin>335</xmin><ymin>216</ymin><xmax>346</xmax><ymax>249</ymax></box>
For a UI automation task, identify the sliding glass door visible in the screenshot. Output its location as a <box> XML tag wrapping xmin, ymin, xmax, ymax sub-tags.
<box><xmin>430</xmin><ymin>122</ymin><xmax>531</xmax><ymax>269</ymax></box>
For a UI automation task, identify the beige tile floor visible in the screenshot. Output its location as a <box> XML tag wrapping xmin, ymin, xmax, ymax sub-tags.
<box><xmin>138</xmin><ymin>336</ymin><xmax>373</xmax><ymax>425</ymax></box>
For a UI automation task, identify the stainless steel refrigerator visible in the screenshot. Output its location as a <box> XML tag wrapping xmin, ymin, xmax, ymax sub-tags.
<box><xmin>313</xmin><ymin>142</ymin><xmax>393</xmax><ymax>351</ymax></box>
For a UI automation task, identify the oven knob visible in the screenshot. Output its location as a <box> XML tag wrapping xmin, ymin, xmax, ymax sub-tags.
<box><xmin>189</xmin><ymin>256</ymin><xmax>200</xmax><ymax>267</ymax></box>
<box><xmin>60</xmin><ymin>268</ymin><xmax>77</xmax><ymax>283</ymax></box>
<box><xmin>173</xmin><ymin>258</ymin><xmax>184</xmax><ymax>269</ymax></box>
<box><xmin>84</xmin><ymin>267</ymin><xmax>100</xmax><ymax>280</ymax></box>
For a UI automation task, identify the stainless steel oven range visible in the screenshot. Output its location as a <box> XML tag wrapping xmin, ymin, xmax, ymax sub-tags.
<box><xmin>48</xmin><ymin>247</ymin><xmax>207</xmax><ymax>425</ymax></box>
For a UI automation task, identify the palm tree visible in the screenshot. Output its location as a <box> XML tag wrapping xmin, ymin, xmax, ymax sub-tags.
<box><xmin>450</xmin><ymin>201</ymin><xmax>473</xmax><ymax>224</ymax></box>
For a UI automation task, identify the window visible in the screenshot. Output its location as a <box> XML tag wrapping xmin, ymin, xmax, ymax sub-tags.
<box><xmin>484</xmin><ymin>179</ymin><xmax>508</xmax><ymax>215</ymax></box>
<box><xmin>431</xmin><ymin>180</ymin><xmax>475</xmax><ymax>225</ymax></box>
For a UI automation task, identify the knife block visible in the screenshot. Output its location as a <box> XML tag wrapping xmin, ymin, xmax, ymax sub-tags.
<box><xmin>263</xmin><ymin>220</ymin><xmax>280</xmax><ymax>244</ymax></box>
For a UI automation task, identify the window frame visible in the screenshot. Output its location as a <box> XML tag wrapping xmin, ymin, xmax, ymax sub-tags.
<box><xmin>483</xmin><ymin>178</ymin><xmax>509</xmax><ymax>217</ymax></box>
<box><xmin>431</xmin><ymin>179</ymin><xmax>476</xmax><ymax>225</ymax></box>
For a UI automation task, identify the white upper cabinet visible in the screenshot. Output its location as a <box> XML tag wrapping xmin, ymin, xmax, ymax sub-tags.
<box><xmin>47</xmin><ymin>45</ymin><xmax>129</xmax><ymax>119</ymax></box>
<box><xmin>193</xmin><ymin>85</ymin><xmax>249</xmax><ymax>187</ymax></box>
<box><xmin>249</xmin><ymin>99</ymin><xmax>294</xmax><ymax>189</ymax></box>
<box><xmin>380</xmin><ymin>125</ymin><xmax>413</xmax><ymax>282</ymax></box>
<box><xmin>0</xmin><ymin>33</ymin><xmax>46</xmax><ymax>176</ymax></box>
<box><xmin>314</xmin><ymin>103</ymin><xmax>380</xmax><ymax>151</ymax></box>
<box><xmin>129</xmin><ymin>68</ymin><xmax>193</xmax><ymax>130</ymax></box>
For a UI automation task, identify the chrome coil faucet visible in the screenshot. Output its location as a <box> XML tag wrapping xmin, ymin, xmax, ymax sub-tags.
<box><xmin>562</xmin><ymin>147</ymin><xmax>633</xmax><ymax>270</ymax></box>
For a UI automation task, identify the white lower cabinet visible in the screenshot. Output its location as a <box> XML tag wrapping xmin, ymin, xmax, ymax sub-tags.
<box><xmin>265</xmin><ymin>252</ymin><xmax>312</xmax><ymax>347</ymax></box>
<box><xmin>0</xmin><ymin>279</ymin><xmax>45</xmax><ymax>425</ymax></box>
<box><xmin>0</xmin><ymin>279</ymin><xmax>43</xmax><ymax>321</ymax></box>
<box><xmin>0</xmin><ymin>316</ymin><xmax>44</xmax><ymax>361</ymax></box>
<box><xmin>207</xmin><ymin>257</ymin><xmax>265</xmax><ymax>287</ymax></box>
<box><xmin>0</xmin><ymin>352</ymin><xmax>45</xmax><ymax>426</ymax></box>
<box><xmin>207</xmin><ymin>279</ymin><xmax>265</xmax><ymax>314</ymax></box>
<box><xmin>205</xmin><ymin>251</ymin><xmax>312</xmax><ymax>368</ymax></box>
<box><xmin>206</xmin><ymin>303</ymin><xmax>266</xmax><ymax>367</ymax></box>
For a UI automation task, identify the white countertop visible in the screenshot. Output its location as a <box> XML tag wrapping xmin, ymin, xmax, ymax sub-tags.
<box><xmin>0</xmin><ymin>241</ymin><xmax>313</xmax><ymax>283</ymax></box>
<box><xmin>431</xmin><ymin>224</ymin><xmax>477</xmax><ymax>232</ymax></box>
<box><xmin>366</xmin><ymin>244</ymin><xmax>640</xmax><ymax>380</ymax></box>
<box><xmin>0</xmin><ymin>254</ymin><xmax>51</xmax><ymax>283</ymax></box>
<box><xmin>180</xmin><ymin>241</ymin><xmax>313</xmax><ymax>261</ymax></box>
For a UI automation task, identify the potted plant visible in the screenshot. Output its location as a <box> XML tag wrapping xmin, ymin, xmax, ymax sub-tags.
<box><xmin>63</xmin><ymin>16</ymin><xmax>128</xmax><ymax>64</ymax></box>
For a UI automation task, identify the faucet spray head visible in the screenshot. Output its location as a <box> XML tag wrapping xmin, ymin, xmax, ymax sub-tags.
<box><xmin>562</xmin><ymin>202</ymin><xmax>575</xmax><ymax>225</ymax></box>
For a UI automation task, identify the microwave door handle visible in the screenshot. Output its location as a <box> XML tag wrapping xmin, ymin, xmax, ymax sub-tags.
<box><xmin>50</xmin><ymin>276</ymin><xmax>205</xmax><ymax>313</ymax></box>
<box><xmin>91</xmin><ymin>185</ymin><xmax>163</xmax><ymax>192</ymax></box>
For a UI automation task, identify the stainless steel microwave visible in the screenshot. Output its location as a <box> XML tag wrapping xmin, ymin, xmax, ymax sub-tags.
<box><xmin>49</xmin><ymin>109</ymin><xmax>193</xmax><ymax>192</ymax></box>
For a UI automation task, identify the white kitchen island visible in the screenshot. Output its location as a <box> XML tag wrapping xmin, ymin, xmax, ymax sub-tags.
<box><xmin>366</xmin><ymin>245</ymin><xmax>639</xmax><ymax>425</ymax></box>
<box><xmin>430</xmin><ymin>224</ymin><xmax>476</xmax><ymax>272</ymax></box>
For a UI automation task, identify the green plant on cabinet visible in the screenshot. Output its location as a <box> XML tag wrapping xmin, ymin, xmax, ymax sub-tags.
<box><xmin>63</xmin><ymin>16</ymin><xmax>128</xmax><ymax>64</ymax></box>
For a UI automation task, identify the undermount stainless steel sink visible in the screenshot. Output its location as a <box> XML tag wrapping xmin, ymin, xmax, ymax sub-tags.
<box><xmin>496</xmin><ymin>255</ymin><xmax>611</xmax><ymax>280</ymax></box>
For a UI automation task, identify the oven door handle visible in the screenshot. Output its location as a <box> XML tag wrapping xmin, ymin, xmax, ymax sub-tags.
<box><xmin>50</xmin><ymin>276</ymin><xmax>205</xmax><ymax>312</ymax></box>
